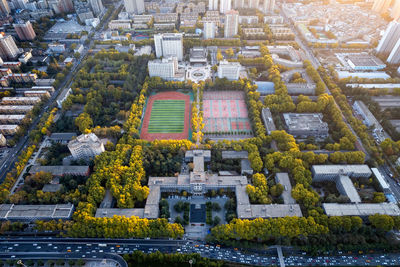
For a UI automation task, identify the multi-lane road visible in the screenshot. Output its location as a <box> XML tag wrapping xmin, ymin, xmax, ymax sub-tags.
<box><xmin>3</xmin><ymin>238</ymin><xmax>400</xmax><ymax>266</ymax></box>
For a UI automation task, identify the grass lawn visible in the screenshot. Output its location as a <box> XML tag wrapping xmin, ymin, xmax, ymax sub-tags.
<box><xmin>148</xmin><ymin>99</ymin><xmax>185</xmax><ymax>133</ymax></box>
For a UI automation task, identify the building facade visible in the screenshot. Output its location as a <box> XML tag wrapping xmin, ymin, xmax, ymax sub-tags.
<box><xmin>0</xmin><ymin>35</ymin><xmax>19</xmax><ymax>60</ymax></box>
<box><xmin>148</xmin><ymin>57</ymin><xmax>185</xmax><ymax>81</ymax></box>
<box><xmin>376</xmin><ymin>20</ymin><xmax>400</xmax><ymax>55</ymax></box>
<box><xmin>68</xmin><ymin>133</ymin><xmax>105</xmax><ymax>160</ymax></box>
<box><xmin>14</xmin><ymin>21</ymin><xmax>36</xmax><ymax>41</ymax></box>
<box><xmin>123</xmin><ymin>0</ymin><xmax>144</xmax><ymax>14</ymax></box>
<box><xmin>203</xmin><ymin>21</ymin><xmax>216</xmax><ymax>39</ymax></box>
<box><xmin>89</xmin><ymin>0</ymin><xmax>104</xmax><ymax>16</ymax></box>
<box><xmin>218</xmin><ymin>60</ymin><xmax>241</xmax><ymax>80</ymax></box>
<box><xmin>224</xmin><ymin>9</ymin><xmax>239</xmax><ymax>38</ymax></box>
<box><xmin>154</xmin><ymin>33</ymin><xmax>183</xmax><ymax>61</ymax></box>
<box><xmin>219</xmin><ymin>0</ymin><xmax>231</xmax><ymax>14</ymax></box>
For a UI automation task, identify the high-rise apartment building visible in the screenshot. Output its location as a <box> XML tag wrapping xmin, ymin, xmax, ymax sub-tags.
<box><xmin>372</xmin><ymin>0</ymin><xmax>392</xmax><ymax>13</ymax></box>
<box><xmin>208</xmin><ymin>0</ymin><xmax>218</xmax><ymax>10</ymax></box>
<box><xmin>388</xmin><ymin>39</ymin><xmax>400</xmax><ymax>64</ymax></box>
<box><xmin>123</xmin><ymin>0</ymin><xmax>144</xmax><ymax>14</ymax></box>
<box><xmin>68</xmin><ymin>133</ymin><xmax>105</xmax><ymax>160</ymax></box>
<box><xmin>14</xmin><ymin>21</ymin><xmax>36</xmax><ymax>41</ymax></box>
<box><xmin>233</xmin><ymin>0</ymin><xmax>244</xmax><ymax>9</ymax></box>
<box><xmin>248</xmin><ymin>0</ymin><xmax>259</xmax><ymax>9</ymax></box>
<box><xmin>154</xmin><ymin>33</ymin><xmax>183</xmax><ymax>61</ymax></box>
<box><xmin>0</xmin><ymin>35</ymin><xmax>19</xmax><ymax>60</ymax></box>
<box><xmin>218</xmin><ymin>60</ymin><xmax>241</xmax><ymax>80</ymax></box>
<box><xmin>224</xmin><ymin>9</ymin><xmax>239</xmax><ymax>38</ymax></box>
<box><xmin>263</xmin><ymin>0</ymin><xmax>275</xmax><ymax>14</ymax></box>
<box><xmin>219</xmin><ymin>0</ymin><xmax>231</xmax><ymax>14</ymax></box>
<box><xmin>203</xmin><ymin>21</ymin><xmax>216</xmax><ymax>39</ymax></box>
<box><xmin>89</xmin><ymin>0</ymin><xmax>104</xmax><ymax>16</ymax></box>
<box><xmin>376</xmin><ymin>20</ymin><xmax>400</xmax><ymax>55</ymax></box>
<box><xmin>0</xmin><ymin>0</ymin><xmax>10</xmax><ymax>15</ymax></box>
<box><xmin>391</xmin><ymin>0</ymin><xmax>400</xmax><ymax>21</ymax></box>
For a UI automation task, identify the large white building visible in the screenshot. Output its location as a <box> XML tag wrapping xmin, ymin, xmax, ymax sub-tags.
<box><xmin>123</xmin><ymin>0</ymin><xmax>144</xmax><ymax>14</ymax></box>
<box><xmin>148</xmin><ymin>57</ymin><xmax>185</xmax><ymax>81</ymax></box>
<box><xmin>376</xmin><ymin>20</ymin><xmax>400</xmax><ymax>55</ymax></box>
<box><xmin>68</xmin><ymin>133</ymin><xmax>105</xmax><ymax>160</ymax></box>
<box><xmin>218</xmin><ymin>60</ymin><xmax>241</xmax><ymax>80</ymax></box>
<box><xmin>224</xmin><ymin>9</ymin><xmax>239</xmax><ymax>38</ymax></box>
<box><xmin>203</xmin><ymin>21</ymin><xmax>216</xmax><ymax>39</ymax></box>
<box><xmin>154</xmin><ymin>33</ymin><xmax>183</xmax><ymax>61</ymax></box>
<box><xmin>219</xmin><ymin>0</ymin><xmax>231</xmax><ymax>14</ymax></box>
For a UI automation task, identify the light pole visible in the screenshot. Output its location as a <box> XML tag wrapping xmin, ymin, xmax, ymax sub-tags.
<box><xmin>17</xmin><ymin>260</ymin><xmax>26</xmax><ymax>267</ymax></box>
<box><xmin>189</xmin><ymin>259</ymin><xmax>193</xmax><ymax>267</ymax></box>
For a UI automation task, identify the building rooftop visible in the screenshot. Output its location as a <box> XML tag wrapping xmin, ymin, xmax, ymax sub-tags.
<box><xmin>95</xmin><ymin>208</ymin><xmax>145</xmax><ymax>218</ymax></box>
<box><xmin>371</xmin><ymin>168</ymin><xmax>390</xmax><ymax>190</ymax></box>
<box><xmin>311</xmin><ymin>165</ymin><xmax>372</xmax><ymax>176</ymax></box>
<box><xmin>0</xmin><ymin>204</ymin><xmax>74</xmax><ymax>220</ymax></box>
<box><xmin>42</xmin><ymin>184</ymin><xmax>62</xmax><ymax>193</ymax></box>
<box><xmin>29</xmin><ymin>165</ymin><xmax>90</xmax><ymax>176</ymax></box>
<box><xmin>237</xmin><ymin>204</ymin><xmax>302</xmax><ymax>219</ymax></box>
<box><xmin>283</xmin><ymin>113</ymin><xmax>328</xmax><ymax>134</ymax></box>
<box><xmin>261</xmin><ymin>108</ymin><xmax>276</xmax><ymax>134</ymax></box>
<box><xmin>49</xmin><ymin>132</ymin><xmax>77</xmax><ymax>141</ymax></box>
<box><xmin>275</xmin><ymin>173</ymin><xmax>295</xmax><ymax>204</ymax></box>
<box><xmin>337</xmin><ymin>175</ymin><xmax>361</xmax><ymax>203</ymax></box>
<box><xmin>323</xmin><ymin>203</ymin><xmax>400</xmax><ymax>216</ymax></box>
<box><xmin>221</xmin><ymin>150</ymin><xmax>248</xmax><ymax>159</ymax></box>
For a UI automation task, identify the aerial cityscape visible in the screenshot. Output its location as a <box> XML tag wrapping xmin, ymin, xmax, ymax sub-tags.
<box><xmin>0</xmin><ymin>0</ymin><xmax>398</xmax><ymax>265</ymax></box>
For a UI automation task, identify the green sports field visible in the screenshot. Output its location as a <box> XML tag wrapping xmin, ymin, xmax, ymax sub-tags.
<box><xmin>147</xmin><ymin>99</ymin><xmax>186</xmax><ymax>133</ymax></box>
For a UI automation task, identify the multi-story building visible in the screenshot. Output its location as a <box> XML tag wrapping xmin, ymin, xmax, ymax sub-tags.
<box><xmin>132</xmin><ymin>14</ymin><xmax>152</xmax><ymax>24</ymax></box>
<box><xmin>208</xmin><ymin>0</ymin><xmax>218</xmax><ymax>10</ymax></box>
<box><xmin>123</xmin><ymin>0</ymin><xmax>144</xmax><ymax>14</ymax></box>
<box><xmin>0</xmin><ymin>114</ymin><xmax>25</xmax><ymax>124</ymax></box>
<box><xmin>311</xmin><ymin>165</ymin><xmax>372</xmax><ymax>181</ymax></box>
<box><xmin>154</xmin><ymin>33</ymin><xmax>183</xmax><ymax>61</ymax></box>
<box><xmin>219</xmin><ymin>0</ymin><xmax>231</xmax><ymax>14</ymax></box>
<box><xmin>263</xmin><ymin>0</ymin><xmax>275</xmax><ymax>14</ymax></box>
<box><xmin>376</xmin><ymin>20</ymin><xmax>400</xmax><ymax>55</ymax></box>
<box><xmin>13</xmin><ymin>21</ymin><xmax>36</xmax><ymax>41</ymax></box>
<box><xmin>283</xmin><ymin>113</ymin><xmax>329</xmax><ymax>139</ymax></box>
<box><xmin>203</xmin><ymin>21</ymin><xmax>216</xmax><ymax>39</ymax></box>
<box><xmin>242</xmin><ymin>27</ymin><xmax>265</xmax><ymax>36</ymax></box>
<box><xmin>233</xmin><ymin>0</ymin><xmax>243</xmax><ymax>8</ymax></box>
<box><xmin>148</xmin><ymin>57</ymin><xmax>185</xmax><ymax>81</ymax></box>
<box><xmin>239</xmin><ymin>16</ymin><xmax>259</xmax><ymax>24</ymax></box>
<box><xmin>372</xmin><ymin>0</ymin><xmax>392</xmax><ymax>13</ymax></box>
<box><xmin>0</xmin><ymin>35</ymin><xmax>20</xmax><ymax>60</ymax></box>
<box><xmin>1</xmin><ymin>96</ymin><xmax>40</xmax><ymax>105</ymax></box>
<box><xmin>224</xmin><ymin>9</ymin><xmax>239</xmax><ymax>38</ymax></box>
<box><xmin>0</xmin><ymin>125</ymin><xmax>20</xmax><ymax>135</ymax></box>
<box><xmin>153</xmin><ymin>13</ymin><xmax>178</xmax><ymax>23</ymax></box>
<box><xmin>48</xmin><ymin>43</ymin><xmax>65</xmax><ymax>53</ymax></box>
<box><xmin>202</xmin><ymin>11</ymin><xmax>221</xmax><ymax>27</ymax></box>
<box><xmin>89</xmin><ymin>0</ymin><xmax>104</xmax><ymax>16</ymax></box>
<box><xmin>387</xmin><ymin>38</ymin><xmax>400</xmax><ymax>64</ymax></box>
<box><xmin>264</xmin><ymin>15</ymin><xmax>284</xmax><ymax>24</ymax></box>
<box><xmin>0</xmin><ymin>105</ymin><xmax>33</xmax><ymax>114</ymax></box>
<box><xmin>24</xmin><ymin>90</ymin><xmax>50</xmax><ymax>98</ymax></box>
<box><xmin>218</xmin><ymin>60</ymin><xmax>241</xmax><ymax>80</ymax></box>
<box><xmin>0</xmin><ymin>0</ymin><xmax>10</xmax><ymax>15</ymax></box>
<box><xmin>248</xmin><ymin>0</ymin><xmax>259</xmax><ymax>9</ymax></box>
<box><xmin>68</xmin><ymin>133</ymin><xmax>105</xmax><ymax>160</ymax></box>
<box><xmin>0</xmin><ymin>133</ymin><xmax>6</xmax><ymax>146</ymax></box>
<box><xmin>108</xmin><ymin>20</ymin><xmax>132</xmax><ymax>30</ymax></box>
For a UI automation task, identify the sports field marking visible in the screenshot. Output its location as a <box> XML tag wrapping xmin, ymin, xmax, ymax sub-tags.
<box><xmin>147</xmin><ymin>99</ymin><xmax>185</xmax><ymax>133</ymax></box>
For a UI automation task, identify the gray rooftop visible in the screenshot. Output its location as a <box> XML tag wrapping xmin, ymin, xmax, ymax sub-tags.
<box><xmin>237</xmin><ymin>204</ymin><xmax>302</xmax><ymax>219</ymax></box>
<box><xmin>323</xmin><ymin>203</ymin><xmax>400</xmax><ymax>216</ymax></box>
<box><xmin>261</xmin><ymin>108</ymin><xmax>276</xmax><ymax>134</ymax></box>
<box><xmin>221</xmin><ymin>150</ymin><xmax>249</xmax><ymax>159</ymax></box>
<box><xmin>49</xmin><ymin>132</ymin><xmax>77</xmax><ymax>141</ymax></box>
<box><xmin>95</xmin><ymin>208</ymin><xmax>144</xmax><ymax>218</ymax></box>
<box><xmin>311</xmin><ymin>165</ymin><xmax>372</xmax><ymax>177</ymax></box>
<box><xmin>0</xmin><ymin>204</ymin><xmax>74</xmax><ymax>221</ymax></box>
<box><xmin>42</xmin><ymin>184</ymin><xmax>62</xmax><ymax>192</ymax></box>
<box><xmin>283</xmin><ymin>113</ymin><xmax>328</xmax><ymax>133</ymax></box>
<box><xmin>275</xmin><ymin>173</ymin><xmax>295</xmax><ymax>204</ymax></box>
<box><xmin>337</xmin><ymin>175</ymin><xmax>361</xmax><ymax>203</ymax></box>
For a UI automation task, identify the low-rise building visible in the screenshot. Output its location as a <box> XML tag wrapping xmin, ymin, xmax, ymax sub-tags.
<box><xmin>0</xmin><ymin>124</ymin><xmax>20</xmax><ymax>135</ymax></box>
<box><xmin>239</xmin><ymin>15</ymin><xmax>258</xmax><ymax>24</ymax></box>
<box><xmin>189</xmin><ymin>47</ymin><xmax>207</xmax><ymax>65</ymax></box>
<box><xmin>311</xmin><ymin>165</ymin><xmax>372</xmax><ymax>181</ymax></box>
<box><xmin>270</xmin><ymin>25</ymin><xmax>294</xmax><ymax>39</ymax></box>
<box><xmin>283</xmin><ymin>113</ymin><xmax>328</xmax><ymax>139</ymax></box>
<box><xmin>48</xmin><ymin>43</ymin><xmax>65</xmax><ymax>53</ymax></box>
<box><xmin>242</xmin><ymin>28</ymin><xmax>265</xmax><ymax>36</ymax></box>
<box><xmin>108</xmin><ymin>20</ymin><xmax>131</xmax><ymax>30</ymax></box>
<box><xmin>153</xmin><ymin>13</ymin><xmax>178</xmax><ymax>23</ymax></box>
<box><xmin>132</xmin><ymin>14</ymin><xmax>153</xmax><ymax>24</ymax></box>
<box><xmin>261</xmin><ymin>108</ymin><xmax>276</xmax><ymax>135</ymax></box>
<box><xmin>1</xmin><ymin>96</ymin><xmax>40</xmax><ymax>105</ymax></box>
<box><xmin>48</xmin><ymin>132</ymin><xmax>77</xmax><ymax>144</ymax></box>
<box><xmin>29</xmin><ymin>165</ymin><xmax>90</xmax><ymax>177</ymax></box>
<box><xmin>56</xmin><ymin>88</ymin><xmax>72</xmax><ymax>108</ymax></box>
<box><xmin>0</xmin><ymin>204</ymin><xmax>74</xmax><ymax>221</ymax></box>
<box><xmin>24</xmin><ymin>90</ymin><xmax>50</xmax><ymax>98</ymax></box>
<box><xmin>323</xmin><ymin>203</ymin><xmax>400</xmax><ymax>217</ymax></box>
